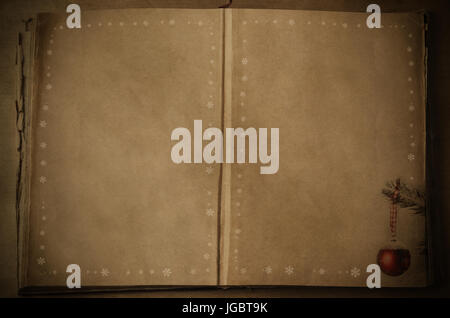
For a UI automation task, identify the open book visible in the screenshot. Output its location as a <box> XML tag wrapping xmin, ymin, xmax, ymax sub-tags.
<box><xmin>17</xmin><ymin>8</ymin><xmax>430</xmax><ymax>292</ymax></box>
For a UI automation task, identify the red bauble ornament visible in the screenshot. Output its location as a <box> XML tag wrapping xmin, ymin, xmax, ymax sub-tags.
<box><xmin>377</xmin><ymin>179</ymin><xmax>411</xmax><ymax>276</ymax></box>
<box><xmin>377</xmin><ymin>248</ymin><xmax>411</xmax><ymax>276</ymax></box>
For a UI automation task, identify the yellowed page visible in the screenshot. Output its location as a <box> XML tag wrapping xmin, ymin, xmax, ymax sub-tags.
<box><xmin>222</xmin><ymin>9</ymin><xmax>427</xmax><ymax>287</ymax></box>
<box><xmin>25</xmin><ymin>8</ymin><xmax>223</xmax><ymax>287</ymax></box>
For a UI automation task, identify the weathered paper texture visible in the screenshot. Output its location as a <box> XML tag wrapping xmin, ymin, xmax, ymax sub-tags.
<box><xmin>25</xmin><ymin>8</ymin><xmax>223</xmax><ymax>287</ymax></box>
<box><xmin>221</xmin><ymin>9</ymin><xmax>427</xmax><ymax>286</ymax></box>
<box><xmin>22</xmin><ymin>8</ymin><xmax>428</xmax><ymax>289</ymax></box>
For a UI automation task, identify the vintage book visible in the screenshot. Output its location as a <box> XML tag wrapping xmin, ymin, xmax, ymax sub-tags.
<box><xmin>16</xmin><ymin>8</ymin><xmax>430</xmax><ymax>293</ymax></box>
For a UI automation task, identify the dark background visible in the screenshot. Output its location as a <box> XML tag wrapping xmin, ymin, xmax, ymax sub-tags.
<box><xmin>0</xmin><ymin>0</ymin><xmax>448</xmax><ymax>297</ymax></box>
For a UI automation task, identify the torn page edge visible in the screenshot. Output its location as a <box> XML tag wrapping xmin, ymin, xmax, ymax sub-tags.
<box><xmin>16</xmin><ymin>18</ymin><xmax>36</xmax><ymax>290</ymax></box>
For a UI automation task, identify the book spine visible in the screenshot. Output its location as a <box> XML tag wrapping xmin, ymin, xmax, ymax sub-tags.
<box><xmin>219</xmin><ymin>8</ymin><xmax>233</xmax><ymax>286</ymax></box>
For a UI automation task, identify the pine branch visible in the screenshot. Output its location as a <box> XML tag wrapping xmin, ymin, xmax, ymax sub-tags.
<box><xmin>382</xmin><ymin>179</ymin><xmax>427</xmax><ymax>253</ymax></box>
<box><xmin>381</xmin><ymin>179</ymin><xmax>426</xmax><ymax>215</ymax></box>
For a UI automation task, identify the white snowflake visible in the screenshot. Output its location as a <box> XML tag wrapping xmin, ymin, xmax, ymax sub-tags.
<box><xmin>198</xmin><ymin>21</ymin><xmax>203</xmax><ymax>26</ymax></box>
<box><xmin>40</xmin><ymin>142</ymin><xmax>47</xmax><ymax>149</ymax></box>
<box><xmin>318</xmin><ymin>268</ymin><xmax>326</xmax><ymax>275</ymax></box>
<box><xmin>288</xmin><ymin>19</ymin><xmax>295</xmax><ymax>26</ymax></box>
<box><xmin>37</xmin><ymin>257</ymin><xmax>46</xmax><ymax>265</ymax></box>
<box><xmin>240</xmin><ymin>91</ymin><xmax>246</xmax><ymax>97</ymax></box>
<box><xmin>263</xmin><ymin>266</ymin><xmax>272</xmax><ymax>274</ymax></box>
<box><xmin>285</xmin><ymin>265</ymin><xmax>294</xmax><ymax>275</ymax></box>
<box><xmin>408</xmin><ymin>153</ymin><xmax>415</xmax><ymax>161</ymax></box>
<box><xmin>241</xmin><ymin>75</ymin><xmax>248</xmax><ymax>82</ymax></box>
<box><xmin>206</xmin><ymin>208</ymin><xmax>215</xmax><ymax>216</ymax></box>
<box><xmin>207</xmin><ymin>101</ymin><xmax>214</xmax><ymax>109</ymax></box>
<box><xmin>203</xmin><ymin>253</ymin><xmax>210</xmax><ymax>260</ymax></box>
<box><xmin>206</xmin><ymin>166</ymin><xmax>213</xmax><ymax>175</ymax></box>
<box><xmin>190</xmin><ymin>269</ymin><xmax>196</xmax><ymax>275</ymax></box>
<box><xmin>350</xmin><ymin>267</ymin><xmax>360</xmax><ymax>277</ymax></box>
<box><xmin>240</xmin><ymin>267</ymin><xmax>247</xmax><ymax>274</ymax></box>
<box><xmin>39</xmin><ymin>120</ymin><xmax>47</xmax><ymax>128</ymax></box>
<box><xmin>45</xmin><ymin>84</ymin><xmax>52</xmax><ymax>90</ymax></box>
<box><xmin>162</xmin><ymin>268</ymin><xmax>172</xmax><ymax>277</ymax></box>
<box><xmin>40</xmin><ymin>160</ymin><xmax>47</xmax><ymax>166</ymax></box>
<box><xmin>241</xmin><ymin>57</ymin><xmax>248</xmax><ymax>65</ymax></box>
<box><xmin>39</xmin><ymin>176</ymin><xmax>47</xmax><ymax>184</ymax></box>
<box><xmin>100</xmin><ymin>268</ymin><xmax>110</xmax><ymax>277</ymax></box>
<box><xmin>410</xmin><ymin>142</ymin><xmax>416</xmax><ymax>147</ymax></box>
<box><xmin>42</xmin><ymin>105</ymin><xmax>49</xmax><ymax>111</ymax></box>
